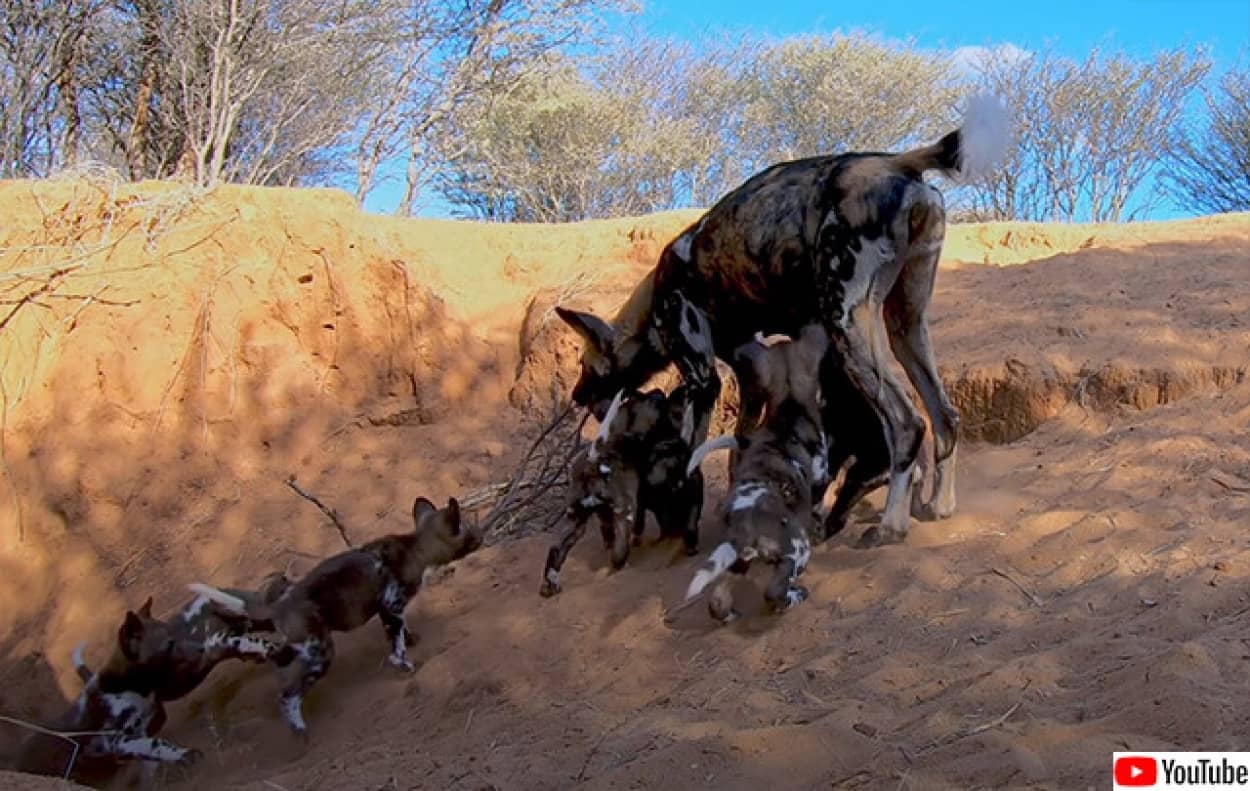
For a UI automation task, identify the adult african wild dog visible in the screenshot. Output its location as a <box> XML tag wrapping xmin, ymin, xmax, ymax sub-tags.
<box><xmin>555</xmin><ymin>97</ymin><xmax>1010</xmax><ymax>547</ymax></box>
<box><xmin>540</xmin><ymin>379</ymin><xmax>704</xmax><ymax>597</ymax></box>
<box><xmin>683</xmin><ymin>325</ymin><xmax>830</xmax><ymax>622</ymax></box>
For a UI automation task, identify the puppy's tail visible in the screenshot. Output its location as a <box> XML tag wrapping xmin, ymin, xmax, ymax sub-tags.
<box><xmin>685</xmin><ymin>542</ymin><xmax>739</xmax><ymax>601</ymax></box>
<box><xmin>187</xmin><ymin>583</ymin><xmax>249</xmax><ymax>616</ymax></box>
<box><xmin>71</xmin><ymin>641</ymin><xmax>92</xmax><ymax>683</ymax></box>
<box><xmin>895</xmin><ymin>93</ymin><xmax>1012</xmax><ymax>182</ymax></box>
<box><xmin>686</xmin><ymin>435</ymin><xmax>738</xmax><ymax>477</ymax></box>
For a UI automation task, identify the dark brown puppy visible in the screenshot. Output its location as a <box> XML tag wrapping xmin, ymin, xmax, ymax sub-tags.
<box><xmin>15</xmin><ymin>600</ymin><xmax>199</xmax><ymax>780</ymax></box>
<box><xmin>72</xmin><ymin>573</ymin><xmax>293</xmax><ymax>702</ymax></box>
<box><xmin>540</xmin><ymin>382</ymin><xmax>704</xmax><ymax>597</ymax></box>
<box><xmin>683</xmin><ymin>325</ymin><xmax>829</xmax><ymax>623</ymax></box>
<box><xmin>189</xmin><ymin>497</ymin><xmax>478</xmax><ymax>737</ymax></box>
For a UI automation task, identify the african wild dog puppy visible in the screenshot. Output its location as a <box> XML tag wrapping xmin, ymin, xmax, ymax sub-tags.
<box><xmin>15</xmin><ymin>601</ymin><xmax>200</xmax><ymax>780</ymax></box>
<box><xmin>71</xmin><ymin>573</ymin><xmax>294</xmax><ymax>704</ymax></box>
<box><xmin>555</xmin><ymin>97</ymin><xmax>1011</xmax><ymax>548</ymax></box>
<box><xmin>540</xmin><ymin>380</ymin><xmax>705</xmax><ymax>597</ymax></box>
<box><xmin>683</xmin><ymin>325</ymin><xmax>830</xmax><ymax>623</ymax></box>
<box><xmin>188</xmin><ymin>496</ymin><xmax>479</xmax><ymax>737</ymax></box>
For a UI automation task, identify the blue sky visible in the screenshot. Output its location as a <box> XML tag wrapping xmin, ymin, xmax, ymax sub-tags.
<box><xmin>641</xmin><ymin>0</ymin><xmax>1248</xmax><ymax>66</ymax></box>
<box><xmin>362</xmin><ymin>0</ymin><xmax>1249</xmax><ymax>219</ymax></box>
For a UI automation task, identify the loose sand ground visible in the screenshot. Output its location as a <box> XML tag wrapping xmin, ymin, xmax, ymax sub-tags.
<box><xmin>1</xmin><ymin>177</ymin><xmax>1248</xmax><ymax>789</ymax></box>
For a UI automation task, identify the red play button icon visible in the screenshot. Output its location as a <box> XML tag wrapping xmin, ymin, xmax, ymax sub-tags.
<box><xmin>1115</xmin><ymin>755</ymin><xmax>1158</xmax><ymax>786</ymax></box>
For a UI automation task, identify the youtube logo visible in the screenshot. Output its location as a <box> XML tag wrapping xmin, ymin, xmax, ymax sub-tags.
<box><xmin>1115</xmin><ymin>756</ymin><xmax>1158</xmax><ymax>786</ymax></box>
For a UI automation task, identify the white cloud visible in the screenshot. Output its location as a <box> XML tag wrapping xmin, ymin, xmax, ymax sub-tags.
<box><xmin>950</xmin><ymin>42</ymin><xmax>1033</xmax><ymax>77</ymax></box>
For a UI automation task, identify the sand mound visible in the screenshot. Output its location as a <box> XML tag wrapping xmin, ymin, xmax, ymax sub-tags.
<box><xmin>2</xmin><ymin>178</ymin><xmax>1249</xmax><ymax>789</ymax></box>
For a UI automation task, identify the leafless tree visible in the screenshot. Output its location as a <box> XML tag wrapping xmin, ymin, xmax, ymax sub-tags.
<box><xmin>0</xmin><ymin>0</ymin><xmax>103</xmax><ymax>177</ymax></box>
<box><xmin>1165</xmin><ymin>67</ymin><xmax>1250</xmax><ymax>214</ymax></box>
<box><xmin>971</xmin><ymin>45</ymin><xmax>1210</xmax><ymax>222</ymax></box>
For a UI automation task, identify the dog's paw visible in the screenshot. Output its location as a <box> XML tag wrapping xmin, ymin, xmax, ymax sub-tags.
<box><xmin>786</xmin><ymin>586</ymin><xmax>810</xmax><ymax>607</ymax></box>
<box><xmin>539</xmin><ymin>580</ymin><xmax>561</xmax><ymax>598</ymax></box>
<box><xmin>387</xmin><ymin>654</ymin><xmax>416</xmax><ymax>673</ymax></box>
<box><xmin>855</xmin><ymin>526</ymin><xmax>907</xmax><ymax>549</ymax></box>
<box><xmin>717</xmin><ymin>609</ymin><xmax>741</xmax><ymax>625</ymax></box>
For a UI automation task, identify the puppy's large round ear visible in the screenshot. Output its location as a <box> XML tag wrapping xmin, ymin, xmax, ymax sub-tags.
<box><xmin>412</xmin><ymin>496</ymin><xmax>437</xmax><ymax>527</ymax></box>
<box><xmin>137</xmin><ymin>596</ymin><xmax>154</xmax><ymax>619</ymax></box>
<box><xmin>119</xmin><ymin>611</ymin><xmax>145</xmax><ymax>661</ymax></box>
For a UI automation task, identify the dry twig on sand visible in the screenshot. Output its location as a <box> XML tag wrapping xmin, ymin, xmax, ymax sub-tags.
<box><xmin>285</xmin><ymin>477</ymin><xmax>353</xmax><ymax>548</ymax></box>
<box><xmin>914</xmin><ymin>681</ymin><xmax>1032</xmax><ymax>756</ymax></box>
<box><xmin>463</xmin><ymin>384</ymin><xmax>587</xmax><ymax>543</ymax></box>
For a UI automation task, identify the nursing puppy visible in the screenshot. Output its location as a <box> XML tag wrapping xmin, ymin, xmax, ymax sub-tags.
<box><xmin>189</xmin><ymin>496</ymin><xmax>478</xmax><ymax>737</ymax></box>
<box><xmin>683</xmin><ymin>325</ymin><xmax>830</xmax><ymax>623</ymax></box>
<box><xmin>15</xmin><ymin>603</ymin><xmax>199</xmax><ymax>780</ymax></box>
<box><xmin>540</xmin><ymin>383</ymin><xmax>703</xmax><ymax>597</ymax></box>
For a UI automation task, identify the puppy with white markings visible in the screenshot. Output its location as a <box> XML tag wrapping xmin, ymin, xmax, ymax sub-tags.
<box><xmin>540</xmin><ymin>382</ymin><xmax>705</xmax><ymax>597</ymax></box>
<box><xmin>188</xmin><ymin>496</ymin><xmax>479</xmax><ymax>738</ymax></box>
<box><xmin>71</xmin><ymin>574</ymin><xmax>293</xmax><ymax>703</ymax></box>
<box><xmin>683</xmin><ymin>325</ymin><xmax>830</xmax><ymax>623</ymax></box>
<box><xmin>15</xmin><ymin>604</ymin><xmax>200</xmax><ymax>781</ymax></box>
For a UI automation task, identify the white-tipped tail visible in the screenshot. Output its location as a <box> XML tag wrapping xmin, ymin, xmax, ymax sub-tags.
<box><xmin>956</xmin><ymin>94</ymin><xmax>1012</xmax><ymax>181</ymax></box>
<box><xmin>186</xmin><ymin>583</ymin><xmax>247</xmax><ymax>614</ymax></box>
<box><xmin>686</xmin><ymin>435</ymin><xmax>739</xmax><ymax>477</ymax></box>
<box><xmin>685</xmin><ymin>542</ymin><xmax>739</xmax><ymax>600</ymax></box>
<box><xmin>585</xmin><ymin>389</ymin><xmax>625</xmax><ymax>457</ymax></box>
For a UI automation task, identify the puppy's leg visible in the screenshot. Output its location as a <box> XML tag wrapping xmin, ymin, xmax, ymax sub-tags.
<box><xmin>111</xmin><ymin>736</ymin><xmax>200</xmax><ymax>766</ymax></box>
<box><xmin>679</xmin><ymin>471</ymin><xmax>703</xmax><ymax>556</ymax></box>
<box><xmin>276</xmin><ymin>634</ymin><xmax>334</xmax><ymax>738</ymax></box>
<box><xmin>541</xmin><ymin>508</ymin><xmax>590</xmax><ymax>597</ymax></box>
<box><xmin>707</xmin><ymin>577</ymin><xmax>738</xmax><ymax>624</ymax></box>
<box><xmin>764</xmin><ymin>535</ymin><xmax>812</xmax><ymax>613</ymax></box>
<box><xmin>608</xmin><ymin>500</ymin><xmax>637</xmax><ymax>570</ymax></box>
<box><xmin>378</xmin><ymin>580</ymin><xmax>415</xmax><ymax>673</ymax></box>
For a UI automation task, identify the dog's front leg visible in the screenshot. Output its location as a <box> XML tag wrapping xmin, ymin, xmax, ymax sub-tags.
<box><xmin>540</xmin><ymin>505</ymin><xmax>591</xmax><ymax>597</ymax></box>
<box><xmin>764</xmin><ymin>535</ymin><xmax>812</xmax><ymax>613</ymax></box>
<box><xmin>110</xmin><ymin>735</ymin><xmax>200</xmax><ymax>766</ymax></box>
<box><xmin>378</xmin><ymin>580</ymin><xmax>415</xmax><ymax>673</ymax></box>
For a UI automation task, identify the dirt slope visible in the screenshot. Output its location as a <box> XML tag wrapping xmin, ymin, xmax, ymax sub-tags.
<box><xmin>0</xmin><ymin>177</ymin><xmax>1248</xmax><ymax>789</ymax></box>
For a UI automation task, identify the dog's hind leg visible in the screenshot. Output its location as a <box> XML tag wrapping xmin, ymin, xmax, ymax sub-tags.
<box><xmin>277</xmin><ymin>636</ymin><xmax>334</xmax><ymax>738</ymax></box>
<box><xmin>886</xmin><ymin>189</ymin><xmax>959</xmax><ymax>521</ymax></box>
<box><xmin>822</xmin><ymin>450</ymin><xmax>889</xmax><ymax>540</ymax></box>
<box><xmin>378</xmin><ymin>579</ymin><xmax>415</xmax><ymax>672</ymax></box>
<box><xmin>707</xmin><ymin>577</ymin><xmax>738</xmax><ymax>624</ymax></box>
<box><xmin>832</xmin><ymin>299</ymin><xmax>925</xmax><ymax>548</ymax></box>
<box><xmin>540</xmin><ymin>509</ymin><xmax>590</xmax><ymax>597</ymax></box>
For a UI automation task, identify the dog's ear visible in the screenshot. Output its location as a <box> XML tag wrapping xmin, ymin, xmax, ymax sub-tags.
<box><xmin>412</xmin><ymin>496</ymin><xmax>437</xmax><ymax>528</ymax></box>
<box><xmin>137</xmin><ymin>596</ymin><xmax>154</xmax><ymax>619</ymax></box>
<box><xmin>555</xmin><ymin>307</ymin><xmax>616</xmax><ymax>354</ymax></box>
<box><xmin>119</xmin><ymin>611</ymin><xmax>145</xmax><ymax>661</ymax></box>
<box><xmin>444</xmin><ymin>497</ymin><xmax>462</xmax><ymax>535</ymax></box>
<box><xmin>673</xmin><ymin>291</ymin><xmax>714</xmax><ymax>360</ymax></box>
